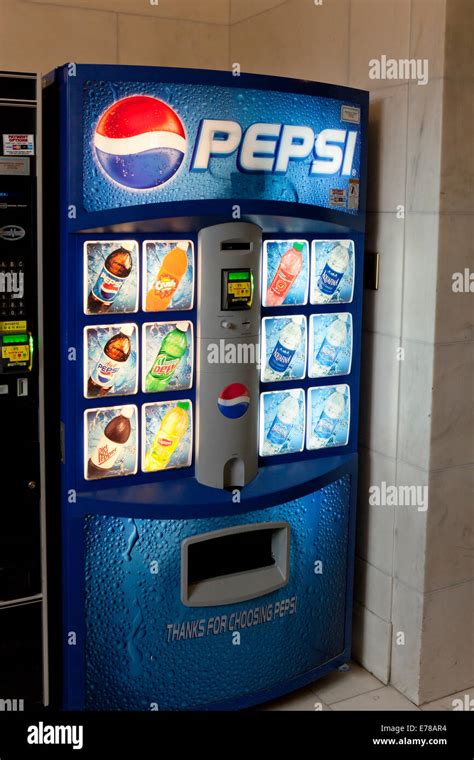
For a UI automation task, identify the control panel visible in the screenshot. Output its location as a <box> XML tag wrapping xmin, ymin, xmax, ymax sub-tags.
<box><xmin>221</xmin><ymin>268</ymin><xmax>253</xmax><ymax>311</ymax></box>
<box><xmin>196</xmin><ymin>222</ymin><xmax>261</xmax><ymax>490</ymax></box>
<box><xmin>0</xmin><ymin>332</ymin><xmax>32</xmax><ymax>372</ymax></box>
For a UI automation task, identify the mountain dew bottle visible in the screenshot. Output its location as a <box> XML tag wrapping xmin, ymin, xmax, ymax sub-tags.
<box><xmin>146</xmin><ymin>322</ymin><xmax>188</xmax><ymax>392</ymax></box>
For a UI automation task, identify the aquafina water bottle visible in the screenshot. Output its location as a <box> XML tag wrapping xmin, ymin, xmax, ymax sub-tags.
<box><xmin>313</xmin><ymin>390</ymin><xmax>346</xmax><ymax>448</ymax></box>
<box><xmin>313</xmin><ymin>314</ymin><xmax>348</xmax><ymax>375</ymax></box>
<box><xmin>266</xmin><ymin>320</ymin><xmax>302</xmax><ymax>380</ymax></box>
<box><xmin>316</xmin><ymin>241</ymin><xmax>351</xmax><ymax>303</ymax></box>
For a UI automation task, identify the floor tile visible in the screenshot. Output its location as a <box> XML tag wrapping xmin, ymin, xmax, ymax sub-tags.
<box><xmin>310</xmin><ymin>661</ymin><xmax>384</xmax><ymax>705</ymax></box>
<box><xmin>421</xmin><ymin>688</ymin><xmax>474</xmax><ymax>711</ymax></box>
<box><xmin>259</xmin><ymin>685</ymin><xmax>330</xmax><ymax>711</ymax></box>
<box><xmin>331</xmin><ymin>686</ymin><xmax>420</xmax><ymax>711</ymax></box>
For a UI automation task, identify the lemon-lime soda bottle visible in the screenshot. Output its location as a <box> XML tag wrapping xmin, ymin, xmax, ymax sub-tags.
<box><xmin>146</xmin><ymin>322</ymin><xmax>188</xmax><ymax>392</ymax></box>
<box><xmin>145</xmin><ymin>402</ymin><xmax>189</xmax><ymax>471</ymax></box>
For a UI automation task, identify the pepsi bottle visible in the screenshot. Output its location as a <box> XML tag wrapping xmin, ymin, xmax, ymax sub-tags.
<box><xmin>87</xmin><ymin>326</ymin><xmax>133</xmax><ymax>397</ymax></box>
<box><xmin>87</xmin><ymin>247</ymin><xmax>132</xmax><ymax>314</ymax></box>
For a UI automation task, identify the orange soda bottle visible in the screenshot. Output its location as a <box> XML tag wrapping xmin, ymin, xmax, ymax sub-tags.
<box><xmin>144</xmin><ymin>402</ymin><xmax>189</xmax><ymax>471</ymax></box>
<box><xmin>146</xmin><ymin>241</ymin><xmax>188</xmax><ymax>311</ymax></box>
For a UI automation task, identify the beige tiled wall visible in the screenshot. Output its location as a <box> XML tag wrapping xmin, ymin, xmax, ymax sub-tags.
<box><xmin>27</xmin><ymin>0</ymin><xmax>231</xmax><ymax>24</ymax></box>
<box><xmin>230</xmin><ymin>0</ymin><xmax>350</xmax><ymax>85</ymax></box>
<box><xmin>348</xmin><ymin>0</ymin><xmax>411</xmax><ymax>90</ymax></box>
<box><xmin>0</xmin><ymin>0</ymin><xmax>231</xmax><ymax>73</ymax></box>
<box><xmin>116</xmin><ymin>13</ymin><xmax>228</xmax><ymax>69</ymax></box>
<box><xmin>0</xmin><ymin>0</ymin><xmax>118</xmax><ymax>72</ymax></box>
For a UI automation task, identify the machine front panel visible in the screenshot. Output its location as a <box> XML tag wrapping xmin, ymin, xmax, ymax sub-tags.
<box><xmin>84</xmin><ymin>475</ymin><xmax>351</xmax><ymax>710</ymax></box>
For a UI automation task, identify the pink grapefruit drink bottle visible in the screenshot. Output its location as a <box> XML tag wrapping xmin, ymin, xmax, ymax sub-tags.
<box><xmin>266</xmin><ymin>242</ymin><xmax>304</xmax><ymax>306</ymax></box>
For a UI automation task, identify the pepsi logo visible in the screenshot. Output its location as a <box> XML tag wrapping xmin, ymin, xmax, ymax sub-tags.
<box><xmin>100</xmin><ymin>279</ymin><xmax>120</xmax><ymax>299</ymax></box>
<box><xmin>94</xmin><ymin>95</ymin><xmax>186</xmax><ymax>190</ymax></box>
<box><xmin>217</xmin><ymin>383</ymin><xmax>250</xmax><ymax>419</ymax></box>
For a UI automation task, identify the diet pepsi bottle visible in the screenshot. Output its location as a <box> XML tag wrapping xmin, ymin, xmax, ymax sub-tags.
<box><xmin>267</xmin><ymin>320</ymin><xmax>302</xmax><ymax>381</ymax></box>
<box><xmin>87</xmin><ymin>407</ymin><xmax>133</xmax><ymax>479</ymax></box>
<box><xmin>313</xmin><ymin>314</ymin><xmax>348</xmax><ymax>375</ymax></box>
<box><xmin>266</xmin><ymin>393</ymin><xmax>299</xmax><ymax>454</ymax></box>
<box><xmin>313</xmin><ymin>389</ymin><xmax>346</xmax><ymax>448</ymax></box>
<box><xmin>87</xmin><ymin>247</ymin><xmax>133</xmax><ymax>314</ymax></box>
<box><xmin>316</xmin><ymin>241</ymin><xmax>351</xmax><ymax>303</ymax></box>
<box><xmin>87</xmin><ymin>325</ymin><xmax>133</xmax><ymax>397</ymax></box>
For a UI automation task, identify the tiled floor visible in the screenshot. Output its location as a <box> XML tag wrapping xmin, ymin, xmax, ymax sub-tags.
<box><xmin>259</xmin><ymin>662</ymin><xmax>474</xmax><ymax>711</ymax></box>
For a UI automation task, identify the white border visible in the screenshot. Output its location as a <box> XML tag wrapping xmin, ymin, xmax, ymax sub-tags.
<box><xmin>142</xmin><ymin>239</ymin><xmax>195</xmax><ymax>312</ymax></box>
<box><xmin>308</xmin><ymin>312</ymin><xmax>353</xmax><ymax>378</ymax></box>
<box><xmin>262</xmin><ymin>239</ymin><xmax>309</xmax><ymax>307</ymax></box>
<box><xmin>83</xmin><ymin>322</ymin><xmax>139</xmax><ymax>399</ymax></box>
<box><xmin>306</xmin><ymin>384</ymin><xmax>351</xmax><ymax>450</ymax></box>
<box><xmin>260</xmin><ymin>314</ymin><xmax>307</xmax><ymax>383</ymax></box>
<box><xmin>83</xmin><ymin>239</ymin><xmax>139</xmax><ymax>315</ymax></box>
<box><xmin>310</xmin><ymin>239</ymin><xmax>355</xmax><ymax>305</ymax></box>
<box><xmin>83</xmin><ymin>404</ymin><xmax>139</xmax><ymax>480</ymax></box>
<box><xmin>259</xmin><ymin>388</ymin><xmax>306</xmax><ymax>457</ymax></box>
<box><xmin>141</xmin><ymin>320</ymin><xmax>194</xmax><ymax>393</ymax></box>
<box><xmin>141</xmin><ymin>399</ymin><xmax>193</xmax><ymax>472</ymax></box>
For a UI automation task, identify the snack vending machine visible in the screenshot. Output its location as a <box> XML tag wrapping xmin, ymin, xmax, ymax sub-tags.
<box><xmin>42</xmin><ymin>64</ymin><xmax>367</xmax><ymax>710</ymax></box>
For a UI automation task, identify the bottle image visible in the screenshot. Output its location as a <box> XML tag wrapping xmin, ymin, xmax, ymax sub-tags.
<box><xmin>267</xmin><ymin>320</ymin><xmax>302</xmax><ymax>380</ymax></box>
<box><xmin>266</xmin><ymin>394</ymin><xmax>300</xmax><ymax>454</ymax></box>
<box><xmin>145</xmin><ymin>322</ymin><xmax>189</xmax><ymax>392</ymax></box>
<box><xmin>144</xmin><ymin>402</ymin><xmax>189</xmax><ymax>472</ymax></box>
<box><xmin>87</xmin><ymin>407</ymin><xmax>133</xmax><ymax>479</ymax></box>
<box><xmin>87</xmin><ymin>247</ymin><xmax>133</xmax><ymax>314</ymax></box>
<box><xmin>313</xmin><ymin>390</ymin><xmax>346</xmax><ymax>448</ymax></box>
<box><xmin>146</xmin><ymin>241</ymin><xmax>189</xmax><ymax>311</ymax></box>
<box><xmin>87</xmin><ymin>325</ymin><xmax>133</xmax><ymax>397</ymax></box>
<box><xmin>313</xmin><ymin>315</ymin><xmax>348</xmax><ymax>375</ymax></box>
<box><xmin>316</xmin><ymin>241</ymin><xmax>351</xmax><ymax>303</ymax></box>
<box><xmin>266</xmin><ymin>242</ymin><xmax>304</xmax><ymax>306</ymax></box>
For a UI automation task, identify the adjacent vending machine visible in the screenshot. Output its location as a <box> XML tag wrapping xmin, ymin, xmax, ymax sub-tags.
<box><xmin>42</xmin><ymin>64</ymin><xmax>367</xmax><ymax>710</ymax></box>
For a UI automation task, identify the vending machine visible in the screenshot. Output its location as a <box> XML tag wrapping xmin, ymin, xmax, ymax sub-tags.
<box><xmin>42</xmin><ymin>64</ymin><xmax>367</xmax><ymax>710</ymax></box>
<box><xmin>0</xmin><ymin>71</ymin><xmax>44</xmax><ymax>705</ymax></box>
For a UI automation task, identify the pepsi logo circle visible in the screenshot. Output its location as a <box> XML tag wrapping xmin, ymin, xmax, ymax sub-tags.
<box><xmin>99</xmin><ymin>279</ymin><xmax>120</xmax><ymax>300</ymax></box>
<box><xmin>94</xmin><ymin>95</ymin><xmax>186</xmax><ymax>190</ymax></box>
<box><xmin>217</xmin><ymin>383</ymin><xmax>250</xmax><ymax>419</ymax></box>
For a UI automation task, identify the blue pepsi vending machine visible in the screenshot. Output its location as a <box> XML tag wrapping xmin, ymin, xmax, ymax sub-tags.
<box><xmin>42</xmin><ymin>64</ymin><xmax>367</xmax><ymax>710</ymax></box>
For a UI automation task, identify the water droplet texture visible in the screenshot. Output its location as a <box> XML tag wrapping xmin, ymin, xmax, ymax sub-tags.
<box><xmin>82</xmin><ymin>81</ymin><xmax>361</xmax><ymax>215</ymax></box>
<box><xmin>84</xmin><ymin>475</ymin><xmax>351</xmax><ymax>710</ymax></box>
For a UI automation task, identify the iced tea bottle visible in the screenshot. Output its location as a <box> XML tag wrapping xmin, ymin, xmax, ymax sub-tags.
<box><xmin>144</xmin><ymin>402</ymin><xmax>189</xmax><ymax>471</ymax></box>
